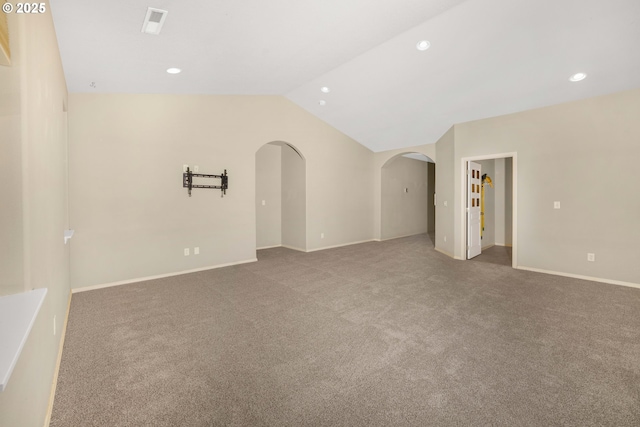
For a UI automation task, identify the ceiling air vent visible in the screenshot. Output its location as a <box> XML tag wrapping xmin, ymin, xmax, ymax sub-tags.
<box><xmin>141</xmin><ymin>7</ymin><xmax>168</xmax><ymax>35</ymax></box>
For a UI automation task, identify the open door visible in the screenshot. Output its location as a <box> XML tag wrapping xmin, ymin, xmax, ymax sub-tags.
<box><xmin>467</xmin><ymin>161</ymin><xmax>481</xmax><ymax>259</ymax></box>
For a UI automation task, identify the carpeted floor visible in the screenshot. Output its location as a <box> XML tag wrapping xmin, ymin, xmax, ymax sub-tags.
<box><xmin>472</xmin><ymin>245</ymin><xmax>512</xmax><ymax>267</ymax></box>
<box><xmin>51</xmin><ymin>234</ymin><xmax>640</xmax><ymax>426</ymax></box>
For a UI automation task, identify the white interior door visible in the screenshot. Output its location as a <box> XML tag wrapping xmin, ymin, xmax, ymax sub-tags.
<box><xmin>467</xmin><ymin>161</ymin><xmax>481</xmax><ymax>259</ymax></box>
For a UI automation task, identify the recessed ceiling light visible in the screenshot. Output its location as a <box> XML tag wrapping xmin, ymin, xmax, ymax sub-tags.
<box><xmin>319</xmin><ymin>100</ymin><xmax>326</xmax><ymax>106</ymax></box>
<box><xmin>416</xmin><ymin>40</ymin><xmax>431</xmax><ymax>51</ymax></box>
<box><xmin>320</xmin><ymin>86</ymin><xmax>330</xmax><ymax>93</ymax></box>
<box><xmin>569</xmin><ymin>72</ymin><xmax>587</xmax><ymax>82</ymax></box>
<box><xmin>166</xmin><ymin>68</ymin><xmax>181</xmax><ymax>74</ymax></box>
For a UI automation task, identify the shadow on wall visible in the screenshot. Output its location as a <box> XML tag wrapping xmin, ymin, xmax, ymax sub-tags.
<box><xmin>255</xmin><ymin>141</ymin><xmax>306</xmax><ymax>251</ymax></box>
<box><xmin>381</xmin><ymin>153</ymin><xmax>435</xmax><ymax>241</ymax></box>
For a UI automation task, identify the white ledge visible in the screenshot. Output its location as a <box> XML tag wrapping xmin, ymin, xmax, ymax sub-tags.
<box><xmin>0</xmin><ymin>288</ymin><xmax>47</xmax><ymax>392</ymax></box>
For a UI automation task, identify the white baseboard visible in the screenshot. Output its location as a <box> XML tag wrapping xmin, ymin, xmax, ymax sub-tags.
<box><xmin>494</xmin><ymin>242</ymin><xmax>513</xmax><ymax>247</ymax></box>
<box><xmin>517</xmin><ymin>266</ymin><xmax>640</xmax><ymax>290</ymax></box>
<box><xmin>281</xmin><ymin>244</ymin><xmax>307</xmax><ymax>252</ymax></box>
<box><xmin>377</xmin><ymin>232</ymin><xmax>428</xmax><ymax>242</ymax></box>
<box><xmin>306</xmin><ymin>239</ymin><xmax>375</xmax><ymax>253</ymax></box>
<box><xmin>482</xmin><ymin>244</ymin><xmax>495</xmax><ymax>250</ymax></box>
<box><xmin>256</xmin><ymin>244</ymin><xmax>282</xmax><ymax>250</ymax></box>
<box><xmin>44</xmin><ymin>289</ymin><xmax>72</xmax><ymax>427</ymax></box>
<box><xmin>72</xmin><ymin>258</ymin><xmax>258</xmax><ymax>293</ymax></box>
<box><xmin>434</xmin><ymin>247</ymin><xmax>456</xmax><ymax>259</ymax></box>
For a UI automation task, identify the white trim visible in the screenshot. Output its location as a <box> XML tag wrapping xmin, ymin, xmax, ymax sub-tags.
<box><xmin>256</xmin><ymin>244</ymin><xmax>282</xmax><ymax>250</ymax></box>
<box><xmin>460</xmin><ymin>152</ymin><xmax>517</xmax><ymax>268</ymax></box>
<box><xmin>306</xmin><ymin>239</ymin><xmax>375</xmax><ymax>253</ymax></box>
<box><xmin>377</xmin><ymin>232</ymin><xmax>429</xmax><ymax>242</ymax></box>
<box><xmin>494</xmin><ymin>242</ymin><xmax>513</xmax><ymax>247</ymax></box>
<box><xmin>517</xmin><ymin>266</ymin><xmax>640</xmax><ymax>290</ymax></box>
<box><xmin>434</xmin><ymin>247</ymin><xmax>455</xmax><ymax>258</ymax></box>
<box><xmin>44</xmin><ymin>290</ymin><xmax>72</xmax><ymax>427</ymax></box>
<box><xmin>72</xmin><ymin>258</ymin><xmax>258</xmax><ymax>293</ymax></box>
<box><xmin>281</xmin><ymin>244</ymin><xmax>307</xmax><ymax>252</ymax></box>
<box><xmin>482</xmin><ymin>243</ymin><xmax>495</xmax><ymax>250</ymax></box>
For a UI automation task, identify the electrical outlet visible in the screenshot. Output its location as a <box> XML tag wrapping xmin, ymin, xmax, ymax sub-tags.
<box><xmin>587</xmin><ymin>253</ymin><xmax>595</xmax><ymax>262</ymax></box>
<box><xmin>194</xmin><ymin>247</ymin><xmax>200</xmax><ymax>255</ymax></box>
<box><xmin>183</xmin><ymin>164</ymin><xmax>189</xmax><ymax>172</ymax></box>
<box><xmin>53</xmin><ymin>315</ymin><xmax>56</xmax><ymax>336</ymax></box>
<box><xmin>321</xmin><ymin>233</ymin><xmax>325</xmax><ymax>239</ymax></box>
<box><xmin>184</xmin><ymin>248</ymin><xmax>190</xmax><ymax>256</ymax></box>
<box><xmin>194</xmin><ymin>165</ymin><xmax>199</xmax><ymax>172</ymax></box>
<box><xmin>444</xmin><ymin>236</ymin><xmax>447</xmax><ymax>242</ymax></box>
<box><xmin>261</xmin><ymin>200</ymin><xmax>266</xmax><ymax>206</ymax></box>
<box><xmin>444</xmin><ymin>201</ymin><xmax>448</xmax><ymax>207</ymax></box>
<box><xmin>554</xmin><ymin>201</ymin><xmax>561</xmax><ymax>209</ymax></box>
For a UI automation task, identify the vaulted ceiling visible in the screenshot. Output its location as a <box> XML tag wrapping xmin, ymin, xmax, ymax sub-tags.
<box><xmin>50</xmin><ymin>0</ymin><xmax>640</xmax><ymax>152</ymax></box>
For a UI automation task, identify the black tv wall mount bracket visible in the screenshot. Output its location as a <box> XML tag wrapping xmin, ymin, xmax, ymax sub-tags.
<box><xmin>183</xmin><ymin>167</ymin><xmax>228</xmax><ymax>197</ymax></box>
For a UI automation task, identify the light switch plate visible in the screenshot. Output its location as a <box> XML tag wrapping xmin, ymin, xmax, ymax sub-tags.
<box><xmin>554</xmin><ymin>201</ymin><xmax>561</xmax><ymax>209</ymax></box>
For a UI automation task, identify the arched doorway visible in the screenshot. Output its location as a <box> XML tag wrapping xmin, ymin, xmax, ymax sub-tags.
<box><xmin>380</xmin><ymin>152</ymin><xmax>435</xmax><ymax>244</ymax></box>
<box><xmin>255</xmin><ymin>141</ymin><xmax>306</xmax><ymax>251</ymax></box>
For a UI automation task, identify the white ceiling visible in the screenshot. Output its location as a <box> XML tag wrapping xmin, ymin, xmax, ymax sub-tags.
<box><xmin>50</xmin><ymin>0</ymin><xmax>640</xmax><ymax>152</ymax></box>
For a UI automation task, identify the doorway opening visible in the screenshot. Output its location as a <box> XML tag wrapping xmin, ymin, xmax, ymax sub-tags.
<box><xmin>255</xmin><ymin>141</ymin><xmax>306</xmax><ymax>252</ymax></box>
<box><xmin>381</xmin><ymin>153</ymin><xmax>435</xmax><ymax>246</ymax></box>
<box><xmin>462</xmin><ymin>153</ymin><xmax>516</xmax><ymax>268</ymax></box>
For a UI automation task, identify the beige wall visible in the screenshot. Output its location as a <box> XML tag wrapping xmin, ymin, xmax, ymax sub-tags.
<box><xmin>373</xmin><ymin>144</ymin><xmax>436</xmax><ymax>240</ymax></box>
<box><xmin>255</xmin><ymin>144</ymin><xmax>282</xmax><ymax>248</ymax></box>
<box><xmin>68</xmin><ymin>94</ymin><xmax>374</xmax><ymax>288</ymax></box>
<box><xmin>0</xmin><ymin>62</ymin><xmax>22</xmax><ymax>290</ymax></box>
<box><xmin>281</xmin><ymin>143</ymin><xmax>306</xmax><ymax>250</ymax></box>
<box><xmin>477</xmin><ymin>159</ymin><xmax>495</xmax><ymax>248</ymax></box>
<box><xmin>444</xmin><ymin>89</ymin><xmax>640</xmax><ymax>285</ymax></box>
<box><xmin>504</xmin><ymin>157</ymin><xmax>513</xmax><ymax>245</ymax></box>
<box><xmin>434</xmin><ymin>127</ymin><xmax>456</xmax><ymax>257</ymax></box>
<box><xmin>0</xmin><ymin>3</ymin><xmax>71</xmax><ymax>426</ymax></box>
<box><xmin>427</xmin><ymin>162</ymin><xmax>436</xmax><ymax>234</ymax></box>
<box><xmin>494</xmin><ymin>157</ymin><xmax>513</xmax><ymax>246</ymax></box>
<box><xmin>381</xmin><ymin>156</ymin><xmax>430</xmax><ymax>240</ymax></box>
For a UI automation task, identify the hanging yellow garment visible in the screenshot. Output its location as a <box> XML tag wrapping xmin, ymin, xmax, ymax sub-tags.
<box><xmin>481</xmin><ymin>175</ymin><xmax>493</xmax><ymax>238</ymax></box>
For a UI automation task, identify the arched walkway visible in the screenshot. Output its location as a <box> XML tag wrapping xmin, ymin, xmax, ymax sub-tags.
<box><xmin>380</xmin><ymin>152</ymin><xmax>435</xmax><ymax>243</ymax></box>
<box><xmin>255</xmin><ymin>141</ymin><xmax>306</xmax><ymax>251</ymax></box>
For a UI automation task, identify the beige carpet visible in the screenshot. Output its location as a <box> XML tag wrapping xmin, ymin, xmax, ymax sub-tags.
<box><xmin>51</xmin><ymin>234</ymin><xmax>640</xmax><ymax>426</ymax></box>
